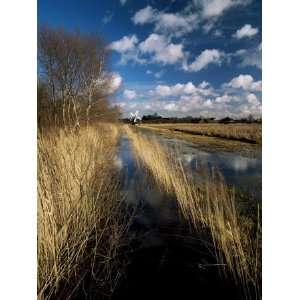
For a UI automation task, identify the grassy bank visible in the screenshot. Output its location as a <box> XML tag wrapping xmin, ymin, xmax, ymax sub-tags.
<box><xmin>139</xmin><ymin>123</ymin><xmax>261</xmax><ymax>148</ymax></box>
<box><xmin>125</xmin><ymin>125</ymin><xmax>261</xmax><ymax>297</ymax></box>
<box><xmin>38</xmin><ymin>124</ymin><xmax>131</xmax><ymax>299</ymax></box>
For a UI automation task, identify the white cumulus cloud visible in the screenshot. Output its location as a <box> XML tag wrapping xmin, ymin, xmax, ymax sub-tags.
<box><xmin>107</xmin><ymin>73</ymin><xmax>122</xmax><ymax>94</ymax></box>
<box><xmin>124</xmin><ymin>89</ymin><xmax>137</xmax><ymax>100</ymax></box>
<box><xmin>195</xmin><ymin>0</ymin><xmax>252</xmax><ymax>32</ymax></box>
<box><xmin>132</xmin><ymin>5</ymin><xmax>199</xmax><ymax>38</ymax></box>
<box><xmin>247</xmin><ymin>93</ymin><xmax>260</xmax><ymax>106</ymax></box>
<box><xmin>224</xmin><ymin>74</ymin><xmax>262</xmax><ymax>91</ymax></box>
<box><xmin>132</xmin><ymin>6</ymin><xmax>156</xmax><ymax>24</ymax></box>
<box><xmin>233</xmin><ymin>24</ymin><xmax>258</xmax><ymax>39</ymax></box>
<box><xmin>195</xmin><ymin>0</ymin><xmax>251</xmax><ymax>19</ymax></box>
<box><xmin>154</xmin><ymin>12</ymin><xmax>199</xmax><ymax>37</ymax></box>
<box><xmin>235</xmin><ymin>43</ymin><xmax>262</xmax><ymax>69</ymax></box>
<box><xmin>183</xmin><ymin>49</ymin><xmax>223</xmax><ymax>72</ymax></box>
<box><xmin>110</xmin><ymin>35</ymin><xmax>138</xmax><ymax>52</ymax></box>
<box><xmin>153</xmin><ymin>81</ymin><xmax>214</xmax><ymax>97</ymax></box>
<box><xmin>109</xmin><ymin>35</ymin><xmax>147</xmax><ymax>65</ymax></box>
<box><xmin>139</xmin><ymin>33</ymin><xmax>184</xmax><ymax>65</ymax></box>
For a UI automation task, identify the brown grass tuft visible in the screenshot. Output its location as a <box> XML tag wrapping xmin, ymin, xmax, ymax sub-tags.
<box><xmin>38</xmin><ymin>124</ymin><xmax>130</xmax><ymax>299</ymax></box>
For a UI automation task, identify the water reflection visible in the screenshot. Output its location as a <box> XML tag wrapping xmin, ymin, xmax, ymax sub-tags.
<box><xmin>181</xmin><ymin>149</ymin><xmax>261</xmax><ymax>174</ymax></box>
<box><xmin>113</xmin><ymin>134</ymin><xmax>260</xmax><ymax>299</ymax></box>
<box><xmin>162</xmin><ymin>136</ymin><xmax>262</xmax><ymax>193</ymax></box>
<box><xmin>227</xmin><ymin>155</ymin><xmax>259</xmax><ymax>172</ymax></box>
<box><xmin>117</xmin><ymin>133</ymin><xmax>262</xmax><ymax>202</ymax></box>
<box><xmin>117</xmin><ymin>136</ymin><xmax>179</xmax><ymax>226</ymax></box>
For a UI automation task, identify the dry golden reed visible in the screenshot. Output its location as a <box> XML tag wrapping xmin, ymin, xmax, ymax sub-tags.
<box><xmin>125</xmin><ymin>125</ymin><xmax>260</xmax><ymax>293</ymax></box>
<box><xmin>38</xmin><ymin>124</ymin><xmax>129</xmax><ymax>299</ymax></box>
<box><xmin>140</xmin><ymin>123</ymin><xmax>261</xmax><ymax>144</ymax></box>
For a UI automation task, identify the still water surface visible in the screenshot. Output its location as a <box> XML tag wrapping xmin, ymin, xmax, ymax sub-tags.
<box><xmin>112</xmin><ymin>132</ymin><xmax>261</xmax><ymax>299</ymax></box>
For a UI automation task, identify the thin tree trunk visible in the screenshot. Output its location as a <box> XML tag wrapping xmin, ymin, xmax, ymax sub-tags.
<box><xmin>71</xmin><ymin>96</ymin><xmax>80</xmax><ymax>131</ymax></box>
<box><xmin>86</xmin><ymin>89</ymin><xmax>92</xmax><ymax>127</ymax></box>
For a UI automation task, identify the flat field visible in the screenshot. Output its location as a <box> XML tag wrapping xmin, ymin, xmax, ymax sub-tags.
<box><xmin>138</xmin><ymin>123</ymin><xmax>261</xmax><ymax>152</ymax></box>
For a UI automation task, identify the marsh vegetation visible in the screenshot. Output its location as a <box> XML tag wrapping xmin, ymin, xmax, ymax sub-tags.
<box><xmin>37</xmin><ymin>27</ymin><xmax>133</xmax><ymax>299</ymax></box>
<box><xmin>139</xmin><ymin>123</ymin><xmax>262</xmax><ymax>145</ymax></box>
<box><xmin>38</xmin><ymin>125</ymin><xmax>135</xmax><ymax>299</ymax></box>
<box><xmin>125</xmin><ymin>126</ymin><xmax>261</xmax><ymax>297</ymax></box>
<box><xmin>37</xmin><ymin>26</ymin><xmax>261</xmax><ymax>299</ymax></box>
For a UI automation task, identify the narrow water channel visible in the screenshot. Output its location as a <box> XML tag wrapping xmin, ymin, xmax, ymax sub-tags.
<box><xmin>112</xmin><ymin>132</ymin><xmax>261</xmax><ymax>299</ymax></box>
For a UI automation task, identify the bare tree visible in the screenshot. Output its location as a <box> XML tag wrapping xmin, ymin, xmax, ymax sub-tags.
<box><xmin>38</xmin><ymin>26</ymin><xmax>116</xmax><ymax>129</ymax></box>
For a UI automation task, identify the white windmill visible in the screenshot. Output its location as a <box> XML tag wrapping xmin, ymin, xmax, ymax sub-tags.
<box><xmin>130</xmin><ymin>111</ymin><xmax>141</xmax><ymax>125</ymax></box>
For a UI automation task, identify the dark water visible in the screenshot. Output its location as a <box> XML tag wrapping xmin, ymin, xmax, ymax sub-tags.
<box><xmin>158</xmin><ymin>134</ymin><xmax>262</xmax><ymax>199</ymax></box>
<box><xmin>112</xmin><ymin>133</ymin><xmax>261</xmax><ymax>299</ymax></box>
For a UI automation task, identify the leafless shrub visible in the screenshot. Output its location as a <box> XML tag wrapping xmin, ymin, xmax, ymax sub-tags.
<box><xmin>38</xmin><ymin>26</ymin><xmax>120</xmax><ymax>130</ymax></box>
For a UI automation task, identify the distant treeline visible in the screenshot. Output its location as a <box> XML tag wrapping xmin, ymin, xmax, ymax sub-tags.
<box><xmin>38</xmin><ymin>26</ymin><xmax>120</xmax><ymax>130</ymax></box>
<box><xmin>122</xmin><ymin>113</ymin><xmax>262</xmax><ymax>124</ymax></box>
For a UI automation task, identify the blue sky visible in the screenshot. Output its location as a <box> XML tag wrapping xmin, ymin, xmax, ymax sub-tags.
<box><xmin>38</xmin><ymin>0</ymin><xmax>262</xmax><ymax>118</ymax></box>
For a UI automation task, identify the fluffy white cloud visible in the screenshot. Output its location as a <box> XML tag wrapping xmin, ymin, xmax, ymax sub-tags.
<box><xmin>215</xmin><ymin>94</ymin><xmax>241</xmax><ymax>103</ymax></box>
<box><xmin>224</xmin><ymin>74</ymin><xmax>262</xmax><ymax>91</ymax></box>
<box><xmin>116</xmin><ymin>75</ymin><xmax>261</xmax><ymax>118</ymax></box>
<box><xmin>132</xmin><ymin>1</ymin><xmax>252</xmax><ymax>40</ymax></box>
<box><xmin>132</xmin><ymin>6</ymin><xmax>156</xmax><ymax>24</ymax></box>
<box><xmin>184</xmin><ymin>49</ymin><xmax>223</xmax><ymax>72</ymax></box>
<box><xmin>197</xmin><ymin>0</ymin><xmax>251</xmax><ymax>19</ymax></box>
<box><xmin>139</xmin><ymin>33</ymin><xmax>165</xmax><ymax>53</ymax></box>
<box><xmin>124</xmin><ymin>89</ymin><xmax>137</xmax><ymax>100</ymax></box>
<box><xmin>195</xmin><ymin>0</ymin><xmax>252</xmax><ymax>32</ymax></box>
<box><xmin>120</xmin><ymin>0</ymin><xmax>127</xmax><ymax>5</ymax></box>
<box><xmin>110</xmin><ymin>33</ymin><xmax>184</xmax><ymax>66</ymax></box>
<box><xmin>235</xmin><ymin>43</ymin><xmax>261</xmax><ymax>69</ymax></box>
<box><xmin>233</xmin><ymin>24</ymin><xmax>258</xmax><ymax>39</ymax></box>
<box><xmin>110</xmin><ymin>35</ymin><xmax>138</xmax><ymax>52</ymax></box>
<box><xmin>247</xmin><ymin>93</ymin><xmax>260</xmax><ymax>106</ymax></box>
<box><xmin>109</xmin><ymin>35</ymin><xmax>147</xmax><ymax>65</ymax></box>
<box><xmin>237</xmin><ymin>103</ymin><xmax>261</xmax><ymax>116</ymax></box>
<box><xmin>139</xmin><ymin>33</ymin><xmax>184</xmax><ymax>64</ymax></box>
<box><xmin>154</xmin><ymin>12</ymin><xmax>199</xmax><ymax>37</ymax></box>
<box><xmin>132</xmin><ymin>5</ymin><xmax>199</xmax><ymax>37</ymax></box>
<box><xmin>107</xmin><ymin>73</ymin><xmax>122</xmax><ymax>94</ymax></box>
<box><xmin>117</xmin><ymin>90</ymin><xmax>261</xmax><ymax>118</ymax></box>
<box><xmin>202</xmin><ymin>0</ymin><xmax>236</xmax><ymax>18</ymax></box>
<box><xmin>184</xmin><ymin>82</ymin><xmax>198</xmax><ymax>94</ymax></box>
<box><xmin>155</xmin><ymin>85</ymin><xmax>172</xmax><ymax>97</ymax></box>
<box><xmin>215</xmin><ymin>94</ymin><xmax>231</xmax><ymax>103</ymax></box>
<box><xmin>199</xmin><ymin>81</ymin><xmax>209</xmax><ymax>89</ymax></box>
<box><xmin>155</xmin><ymin>13</ymin><xmax>195</xmax><ymax>30</ymax></box>
<box><xmin>204</xmin><ymin>99</ymin><xmax>213</xmax><ymax>107</ymax></box>
<box><xmin>156</xmin><ymin>43</ymin><xmax>184</xmax><ymax>64</ymax></box>
<box><xmin>153</xmin><ymin>81</ymin><xmax>214</xmax><ymax>97</ymax></box>
<box><xmin>164</xmin><ymin>102</ymin><xmax>179</xmax><ymax>112</ymax></box>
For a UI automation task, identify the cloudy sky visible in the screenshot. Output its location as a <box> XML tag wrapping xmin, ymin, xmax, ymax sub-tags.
<box><xmin>38</xmin><ymin>0</ymin><xmax>262</xmax><ymax>118</ymax></box>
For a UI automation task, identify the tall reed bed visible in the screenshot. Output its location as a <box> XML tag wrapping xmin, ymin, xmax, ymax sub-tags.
<box><xmin>141</xmin><ymin>123</ymin><xmax>261</xmax><ymax>144</ymax></box>
<box><xmin>38</xmin><ymin>124</ymin><xmax>130</xmax><ymax>299</ymax></box>
<box><xmin>125</xmin><ymin>125</ymin><xmax>261</xmax><ymax>296</ymax></box>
